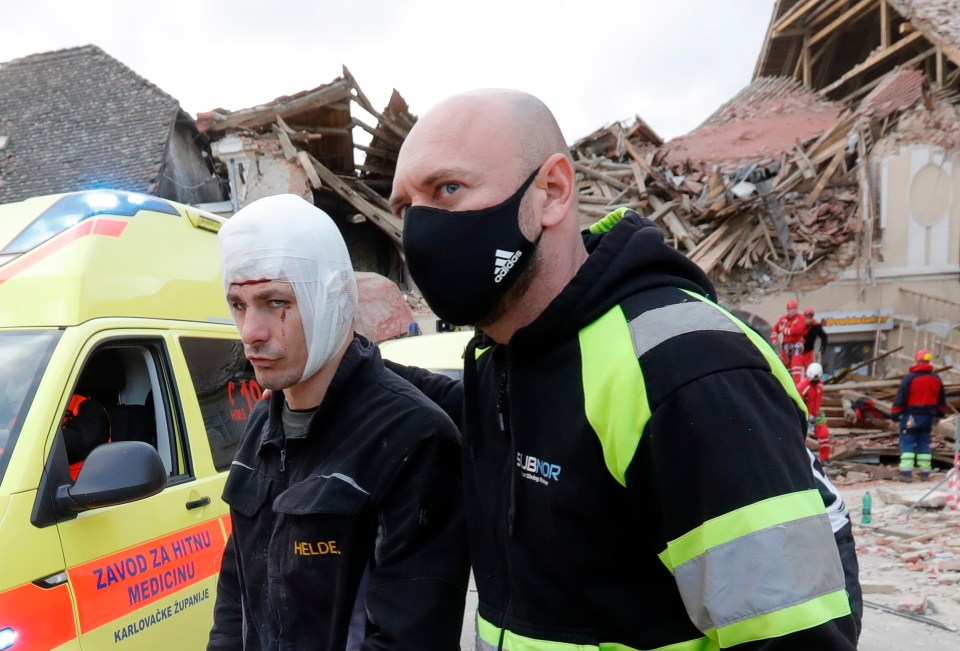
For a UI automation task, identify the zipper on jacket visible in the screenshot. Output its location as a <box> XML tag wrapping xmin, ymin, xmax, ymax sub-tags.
<box><xmin>498</xmin><ymin>355</ymin><xmax>514</xmax><ymax>650</ymax></box>
<box><xmin>280</xmin><ymin>446</ymin><xmax>286</xmax><ymax>472</ymax></box>
<box><xmin>496</xmin><ymin>372</ymin><xmax>508</xmax><ymax>432</ymax></box>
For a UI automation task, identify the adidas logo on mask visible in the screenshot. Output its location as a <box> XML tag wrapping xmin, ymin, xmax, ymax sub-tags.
<box><xmin>494</xmin><ymin>249</ymin><xmax>522</xmax><ymax>283</ymax></box>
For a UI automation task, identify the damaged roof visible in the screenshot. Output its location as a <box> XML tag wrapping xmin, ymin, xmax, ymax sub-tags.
<box><xmin>661</xmin><ymin>76</ymin><xmax>842</xmax><ymax>169</ymax></box>
<box><xmin>196</xmin><ymin>74</ymin><xmax>357</xmax><ymax>175</ymax></box>
<box><xmin>888</xmin><ymin>0</ymin><xmax>960</xmax><ymax>63</ymax></box>
<box><xmin>755</xmin><ymin>0</ymin><xmax>960</xmax><ymax>100</ymax></box>
<box><xmin>0</xmin><ymin>45</ymin><xmax>181</xmax><ymax>203</ymax></box>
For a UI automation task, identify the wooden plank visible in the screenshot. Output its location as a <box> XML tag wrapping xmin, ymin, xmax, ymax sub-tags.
<box><xmin>821</xmin><ymin>31</ymin><xmax>925</xmax><ymax>95</ymax></box>
<box><xmin>839</xmin><ymin>47</ymin><xmax>937</xmax><ymax>102</ymax></box>
<box><xmin>202</xmin><ymin>77</ymin><xmax>354</xmax><ymax>132</ymax></box>
<box><xmin>623</xmin><ymin>139</ymin><xmax>658</xmax><ymax>180</ymax></box>
<box><xmin>806</xmin><ymin>0</ymin><xmax>856</xmax><ymax>32</ymax></box>
<box><xmin>900</xmin><ymin>525</ymin><xmax>960</xmax><ymax>545</ymax></box>
<box><xmin>342</xmin><ymin>65</ymin><xmax>411</xmax><ymax>142</ymax></box>
<box><xmin>806</xmin><ymin>148</ymin><xmax>846</xmax><ymax>206</ymax></box>
<box><xmin>351</xmin><ymin>117</ymin><xmax>404</xmax><ymax>148</ymax></box>
<box><xmin>648</xmin><ymin>196</ymin><xmax>697</xmax><ymax>252</ymax></box>
<box><xmin>881</xmin><ymin>0</ymin><xmax>890</xmax><ymax>48</ymax></box>
<box><xmin>810</xmin><ymin>0</ymin><xmax>876</xmax><ymax>47</ymax></box>
<box><xmin>772</xmin><ymin>0</ymin><xmax>825</xmax><ymax>35</ymax></box>
<box><xmin>722</xmin><ymin>221</ymin><xmax>762</xmax><ymax>271</ymax></box>
<box><xmin>689</xmin><ymin>214</ymin><xmax>752</xmax><ymax>274</ymax></box>
<box><xmin>794</xmin><ymin>145</ymin><xmax>817</xmax><ymax>179</ymax></box>
<box><xmin>809</xmin><ymin>138</ymin><xmax>849</xmax><ymax>167</ymax></box>
<box><xmin>272</xmin><ymin>124</ymin><xmax>298</xmax><ymax>161</ymax></box>
<box><xmin>297</xmin><ymin>151</ymin><xmax>322</xmax><ymax>188</ymax></box>
<box><xmin>828</xmin><ymin>346</ymin><xmax>903</xmax><ymax>384</ymax></box>
<box><xmin>575</xmin><ymin>162</ymin><xmax>630</xmax><ymax>191</ymax></box>
<box><xmin>306</xmin><ymin>153</ymin><xmax>405</xmax><ymax>245</ymax></box>
<box><xmin>354</xmin><ymin>142</ymin><xmax>398</xmax><ymax>161</ymax></box>
<box><xmin>275</xmin><ymin>115</ymin><xmax>295</xmax><ymax>134</ymax></box>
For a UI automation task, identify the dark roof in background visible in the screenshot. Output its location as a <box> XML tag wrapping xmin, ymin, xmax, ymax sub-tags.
<box><xmin>0</xmin><ymin>44</ymin><xmax>180</xmax><ymax>204</ymax></box>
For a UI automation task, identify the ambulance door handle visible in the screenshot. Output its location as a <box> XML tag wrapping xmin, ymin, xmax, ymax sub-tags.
<box><xmin>186</xmin><ymin>496</ymin><xmax>211</xmax><ymax>510</ymax></box>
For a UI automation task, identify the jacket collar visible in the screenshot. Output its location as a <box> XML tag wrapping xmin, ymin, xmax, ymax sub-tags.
<box><xmin>258</xmin><ymin>334</ymin><xmax>375</xmax><ymax>451</ymax></box>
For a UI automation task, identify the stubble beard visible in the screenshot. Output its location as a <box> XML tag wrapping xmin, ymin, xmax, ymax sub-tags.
<box><xmin>247</xmin><ymin>346</ymin><xmax>303</xmax><ymax>391</ymax></box>
<box><xmin>475</xmin><ymin>245</ymin><xmax>542</xmax><ymax>330</ymax></box>
<box><xmin>254</xmin><ymin>368</ymin><xmax>302</xmax><ymax>392</ymax></box>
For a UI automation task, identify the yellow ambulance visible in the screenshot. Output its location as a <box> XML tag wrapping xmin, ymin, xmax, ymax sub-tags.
<box><xmin>0</xmin><ymin>190</ymin><xmax>255</xmax><ymax>649</ymax></box>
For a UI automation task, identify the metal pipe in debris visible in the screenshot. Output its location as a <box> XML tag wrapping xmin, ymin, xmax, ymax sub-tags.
<box><xmin>863</xmin><ymin>599</ymin><xmax>959</xmax><ymax>632</ymax></box>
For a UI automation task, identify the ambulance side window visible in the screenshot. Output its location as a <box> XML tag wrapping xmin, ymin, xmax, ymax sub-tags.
<box><xmin>68</xmin><ymin>342</ymin><xmax>182</xmax><ymax>477</ymax></box>
<box><xmin>179</xmin><ymin>337</ymin><xmax>260</xmax><ymax>472</ymax></box>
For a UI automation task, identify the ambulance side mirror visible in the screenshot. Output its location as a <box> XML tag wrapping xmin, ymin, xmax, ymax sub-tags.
<box><xmin>56</xmin><ymin>441</ymin><xmax>167</xmax><ymax>513</ymax></box>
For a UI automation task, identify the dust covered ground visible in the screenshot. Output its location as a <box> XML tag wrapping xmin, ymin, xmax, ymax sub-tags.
<box><xmin>838</xmin><ymin>473</ymin><xmax>960</xmax><ymax>649</ymax></box>
<box><xmin>458</xmin><ymin>473</ymin><xmax>960</xmax><ymax>650</ymax></box>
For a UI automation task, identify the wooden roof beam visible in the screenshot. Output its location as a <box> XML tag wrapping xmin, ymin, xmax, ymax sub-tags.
<box><xmin>305</xmin><ymin>152</ymin><xmax>404</xmax><ymax>245</ymax></box>
<box><xmin>838</xmin><ymin>45</ymin><xmax>936</xmax><ymax>102</ymax></box>
<box><xmin>202</xmin><ymin>77</ymin><xmax>354</xmax><ymax>132</ymax></box>
<box><xmin>821</xmin><ymin>30</ymin><xmax>924</xmax><ymax>95</ymax></box>
<box><xmin>805</xmin><ymin>0</ymin><xmax>852</xmax><ymax>31</ymax></box>
<box><xmin>772</xmin><ymin>0</ymin><xmax>826</xmax><ymax>35</ymax></box>
<box><xmin>809</xmin><ymin>0</ymin><xmax>878</xmax><ymax>47</ymax></box>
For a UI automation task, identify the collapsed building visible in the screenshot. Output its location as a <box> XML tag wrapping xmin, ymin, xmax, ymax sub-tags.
<box><xmin>570</xmin><ymin>0</ymin><xmax>960</xmax><ymax>389</ymax></box>
<box><xmin>194</xmin><ymin>67</ymin><xmax>411</xmax><ymax>286</ymax></box>
<box><xmin>8</xmin><ymin>5</ymin><xmax>960</xmax><ymax>387</ymax></box>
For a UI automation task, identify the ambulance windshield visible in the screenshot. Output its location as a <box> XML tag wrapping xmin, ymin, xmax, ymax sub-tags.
<box><xmin>0</xmin><ymin>330</ymin><xmax>61</xmax><ymax>483</ymax></box>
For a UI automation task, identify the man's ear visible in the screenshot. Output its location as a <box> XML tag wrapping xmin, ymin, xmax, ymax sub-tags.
<box><xmin>535</xmin><ymin>153</ymin><xmax>575</xmax><ymax>228</ymax></box>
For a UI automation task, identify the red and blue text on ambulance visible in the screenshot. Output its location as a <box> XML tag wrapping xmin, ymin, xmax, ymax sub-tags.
<box><xmin>0</xmin><ymin>190</ymin><xmax>255</xmax><ymax>649</ymax></box>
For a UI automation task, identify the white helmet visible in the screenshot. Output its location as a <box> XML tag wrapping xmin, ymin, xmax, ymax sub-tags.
<box><xmin>806</xmin><ymin>363</ymin><xmax>823</xmax><ymax>380</ymax></box>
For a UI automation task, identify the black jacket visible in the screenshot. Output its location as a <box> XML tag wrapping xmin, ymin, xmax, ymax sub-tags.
<box><xmin>803</xmin><ymin>321</ymin><xmax>828</xmax><ymax>354</ymax></box>
<box><xmin>208</xmin><ymin>335</ymin><xmax>469</xmax><ymax>650</ymax></box>
<box><xmin>392</xmin><ymin>211</ymin><xmax>856</xmax><ymax>649</ymax></box>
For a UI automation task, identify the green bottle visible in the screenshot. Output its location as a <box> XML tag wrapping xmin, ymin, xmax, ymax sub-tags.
<box><xmin>862</xmin><ymin>491</ymin><xmax>872</xmax><ymax>525</ymax></box>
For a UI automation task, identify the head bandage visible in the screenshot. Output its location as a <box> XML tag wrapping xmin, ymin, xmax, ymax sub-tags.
<box><xmin>218</xmin><ymin>194</ymin><xmax>357</xmax><ymax>381</ymax></box>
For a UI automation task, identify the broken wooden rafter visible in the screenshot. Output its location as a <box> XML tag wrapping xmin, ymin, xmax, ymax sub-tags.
<box><xmin>821</xmin><ymin>30</ymin><xmax>925</xmax><ymax>95</ymax></box>
<box><xmin>297</xmin><ymin>151</ymin><xmax>323</xmax><ymax>189</ymax></box>
<box><xmin>202</xmin><ymin>77</ymin><xmax>354</xmax><ymax>133</ymax></box>
<box><xmin>272</xmin><ymin>123</ymin><xmax>298</xmax><ymax>161</ymax></box>
<box><xmin>809</xmin><ymin>0</ymin><xmax>876</xmax><ymax>47</ymax></box>
<box><xmin>304</xmin><ymin>152</ymin><xmax>404</xmax><ymax>245</ymax></box>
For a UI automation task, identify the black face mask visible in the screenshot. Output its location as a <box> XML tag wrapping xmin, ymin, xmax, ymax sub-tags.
<box><xmin>402</xmin><ymin>168</ymin><xmax>541</xmax><ymax>325</ymax></box>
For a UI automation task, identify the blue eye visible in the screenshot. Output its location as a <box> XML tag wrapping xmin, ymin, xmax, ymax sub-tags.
<box><xmin>441</xmin><ymin>183</ymin><xmax>460</xmax><ymax>196</ymax></box>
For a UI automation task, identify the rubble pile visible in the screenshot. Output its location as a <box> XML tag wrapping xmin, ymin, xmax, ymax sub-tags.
<box><xmin>570</xmin><ymin>72</ymin><xmax>952</xmax><ymax>305</ymax></box>
<box><xmin>841</xmin><ymin>479</ymin><xmax>960</xmax><ymax>633</ymax></box>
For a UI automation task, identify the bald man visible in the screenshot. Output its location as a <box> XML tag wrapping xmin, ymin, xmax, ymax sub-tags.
<box><xmin>388</xmin><ymin>91</ymin><xmax>858</xmax><ymax>649</ymax></box>
<box><xmin>208</xmin><ymin>195</ymin><xmax>468</xmax><ymax>650</ymax></box>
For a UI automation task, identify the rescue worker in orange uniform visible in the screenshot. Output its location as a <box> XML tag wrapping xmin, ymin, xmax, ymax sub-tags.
<box><xmin>771</xmin><ymin>299</ymin><xmax>806</xmax><ymax>381</ymax></box>
<box><xmin>797</xmin><ymin>363</ymin><xmax>831</xmax><ymax>461</ymax></box>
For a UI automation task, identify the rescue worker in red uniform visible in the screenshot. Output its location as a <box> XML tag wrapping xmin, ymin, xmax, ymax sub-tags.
<box><xmin>892</xmin><ymin>349</ymin><xmax>947</xmax><ymax>482</ymax></box>
<box><xmin>772</xmin><ymin>299</ymin><xmax>806</xmax><ymax>381</ymax></box>
<box><xmin>798</xmin><ymin>308</ymin><xmax>828</xmax><ymax>371</ymax></box>
<box><xmin>797</xmin><ymin>363</ymin><xmax>831</xmax><ymax>461</ymax></box>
